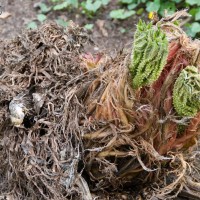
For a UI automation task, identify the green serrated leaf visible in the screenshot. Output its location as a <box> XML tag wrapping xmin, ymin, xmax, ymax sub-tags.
<box><xmin>56</xmin><ymin>19</ymin><xmax>68</xmax><ymax>27</ymax></box>
<box><xmin>158</xmin><ymin>2</ymin><xmax>176</xmax><ymax>16</ymax></box>
<box><xmin>119</xmin><ymin>27</ymin><xmax>127</xmax><ymax>33</ymax></box>
<box><xmin>146</xmin><ymin>0</ymin><xmax>160</xmax><ymax>12</ymax></box>
<box><xmin>84</xmin><ymin>23</ymin><xmax>94</xmax><ymax>30</ymax></box>
<box><xmin>85</xmin><ymin>0</ymin><xmax>102</xmax><ymax>13</ymax></box>
<box><xmin>68</xmin><ymin>0</ymin><xmax>79</xmax><ymax>8</ymax></box>
<box><xmin>186</xmin><ymin>0</ymin><xmax>200</xmax><ymax>6</ymax></box>
<box><xmin>27</xmin><ymin>21</ymin><xmax>37</xmax><ymax>30</ymax></box>
<box><xmin>101</xmin><ymin>0</ymin><xmax>110</xmax><ymax>5</ymax></box>
<box><xmin>53</xmin><ymin>2</ymin><xmax>69</xmax><ymax>10</ymax></box>
<box><xmin>191</xmin><ymin>22</ymin><xmax>200</xmax><ymax>33</ymax></box>
<box><xmin>136</xmin><ymin>8</ymin><xmax>144</xmax><ymax>15</ymax></box>
<box><xmin>185</xmin><ymin>23</ymin><xmax>195</xmax><ymax>37</ymax></box>
<box><xmin>39</xmin><ymin>3</ymin><xmax>51</xmax><ymax>13</ymax></box>
<box><xmin>109</xmin><ymin>9</ymin><xmax>135</xmax><ymax>19</ymax></box>
<box><xmin>195</xmin><ymin>9</ymin><xmax>200</xmax><ymax>20</ymax></box>
<box><xmin>189</xmin><ymin>8</ymin><xmax>198</xmax><ymax>17</ymax></box>
<box><xmin>37</xmin><ymin>14</ymin><xmax>47</xmax><ymax>22</ymax></box>
<box><xmin>128</xmin><ymin>3</ymin><xmax>138</xmax><ymax>10</ymax></box>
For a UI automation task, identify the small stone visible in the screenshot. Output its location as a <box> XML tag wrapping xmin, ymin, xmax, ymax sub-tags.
<box><xmin>94</xmin><ymin>47</ymin><xmax>99</xmax><ymax>51</ymax></box>
<box><xmin>121</xmin><ymin>194</ymin><xmax>128</xmax><ymax>200</ymax></box>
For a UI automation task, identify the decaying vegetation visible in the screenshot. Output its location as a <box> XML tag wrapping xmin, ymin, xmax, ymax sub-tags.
<box><xmin>0</xmin><ymin>10</ymin><xmax>200</xmax><ymax>200</ymax></box>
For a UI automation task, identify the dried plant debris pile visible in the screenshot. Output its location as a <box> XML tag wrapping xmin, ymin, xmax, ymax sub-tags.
<box><xmin>0</xmin><ymin>22</ymin><xmax>94</xmax><ymax>199</ymax></box>
<box><xmin>0</xmin><ymin>11</ymin><xmax>200</xmax><ymax>200</ymax></box>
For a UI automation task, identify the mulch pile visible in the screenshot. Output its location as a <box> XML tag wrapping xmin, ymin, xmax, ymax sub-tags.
<box><xmin>0</xmin><ymin>11</ymin><xmax>200</xmax><ymax>200</ymax></box>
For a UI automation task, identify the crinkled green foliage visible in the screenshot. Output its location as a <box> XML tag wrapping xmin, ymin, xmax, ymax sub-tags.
<box><xmin>130</xmin><ymin>20</ymin><xmax>168</xmax><ymax>89</ymax></box>
<box><xmin>173</xmin><ymin>66</ymin><xmax>200</xmax><ymax>117</ymax></box>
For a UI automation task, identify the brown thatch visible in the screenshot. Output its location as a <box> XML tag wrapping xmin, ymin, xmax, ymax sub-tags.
<box><xmin>0</xmin><ymin>21</ymin><xmax>93</xmax><ymax>199</ymax></box>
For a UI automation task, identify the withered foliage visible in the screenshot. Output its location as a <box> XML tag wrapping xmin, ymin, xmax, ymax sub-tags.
<box><xmin>0</xmin><ymin>11</ymin><xmax>200</xmax><ymax>200</ymax></box>
<box><xmin>0</xmin><ymin>22</ymin><xmax>94</xmax><ymax>199</ymax></box>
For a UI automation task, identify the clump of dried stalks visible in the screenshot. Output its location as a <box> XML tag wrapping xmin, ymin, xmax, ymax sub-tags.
<box><xmin>0</xmin><ymin>22</ymin><xmax>93</xmax><ymax>199</ymax></box>
<box><xmin>0</xmin><ymin>11</ymin><xmax>200</xmax><ymax>200</ymax></box>
<box><xmin>81</xmin><ymin>10</ymin><xmax>200</xmax><ymax>198</ymax></box>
